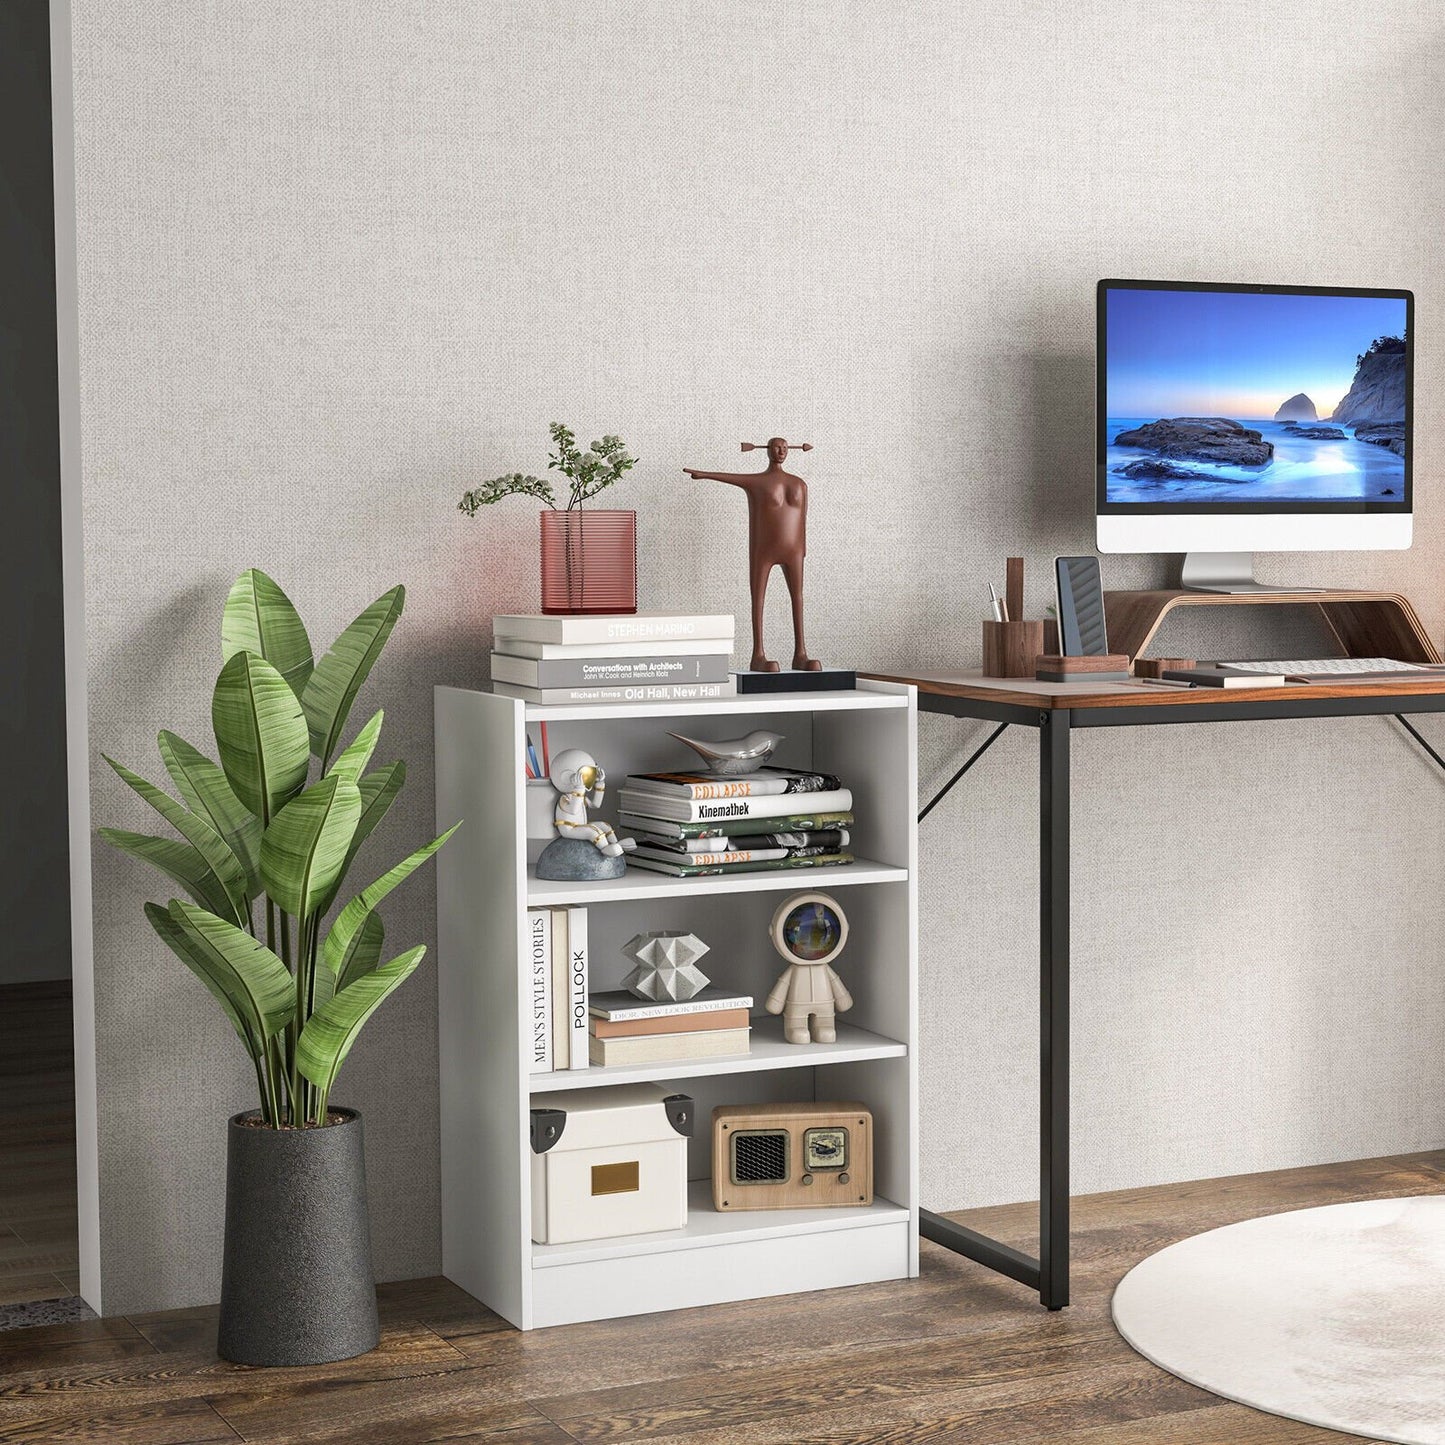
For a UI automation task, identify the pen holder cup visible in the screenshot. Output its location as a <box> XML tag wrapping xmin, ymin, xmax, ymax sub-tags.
<box><xmin>982</xmin><ymin>620</ymin><xmax>1046</xmax><ymax>679</ymax></box>
<box><xmin>525</xmin><ymin>780</ymin><xmax>557</xmax><ymax>841</ymax></box>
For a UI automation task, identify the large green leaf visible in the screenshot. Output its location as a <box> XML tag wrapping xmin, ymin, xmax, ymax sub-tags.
<box><xmin>145</xmin><ymin>902</ymin><xmax>253</xmax><ymax>1049</ymax></box>
<box><xmin>314</xmin><ymin>911</ymin><xmax>384</xmax><ymax>1010</ymax></box>
<box><xmin>296</xmin><ymin>946</ymin><xmax>425</xmax><ymax>1097</ymax></box>
<box><xmin>322</xmin><ymin>824</ymin><xmax>458</xmax><ymax>977</ymax></box>
<box><xmin>222</xmin><ymin>569</ymin><xmax>314</xmax><ymax>698</ymax></box>
<box><xmin>346</xmin><ymin>761</ymin><xmax>405</xmax><ymax>870</ymax></box>
<box><xmin>147</xmin><ymin>900</ymin><xmax>294</xmax><ymax>1058</ymax></box>
<box><xmin>327</xmin><ymin>709</ymin><xmax>383</xmax><ymax>785</ymax></box>
<box><xmin>303</xmin><ymin>586</ymin><xmax>405</xmax><ymax>767</ymax></box>
<box><xmin>212</xmin><ymin>652</ymin><xmax>311</xmax><ymax>824</ymax></box>
<box><xmin>157</xmin><ymin>731</ymin><xmax>263</xmax><ymax>896</ymax></box>
<box><xmin>104</xmin><ymin>757</ymin><xmax>248</xmax><ymax>926</ymax></box>
<box><xmin>100</xmin><ymin>828</ymin><xmax>239</xmax><ymax>920</ymax></box>
<box><xmin>311</xmin><ymin>760</ymin><xmax>407</xmax><ymax>918</ymax></box>
<box><xmin>260</xmin><ymin>774</ymin><xmax>362</xmax><ymax>921</ymax></box>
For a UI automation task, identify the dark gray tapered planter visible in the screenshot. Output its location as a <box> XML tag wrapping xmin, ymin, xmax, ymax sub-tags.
<box><xmin>218</xmin><ymin>1108</ymin><xmax>379</xmax><ymax>1366</ymax></box>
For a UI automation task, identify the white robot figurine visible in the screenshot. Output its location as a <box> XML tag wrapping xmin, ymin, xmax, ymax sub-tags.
<box><xmin>548</xmin><ymin>748</ymin><xmax>635</xmax><ymax>858</ymax></box>
<box><xmin>765</xmin><ymin>892</ymin><xmax>854</xmax><ymax>1045</ymax></box>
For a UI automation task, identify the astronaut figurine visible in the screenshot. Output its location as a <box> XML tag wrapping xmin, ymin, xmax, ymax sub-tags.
<box><xmin>548</xmin><ymin>747</ymin><xmax>635</xmax><ymax>858</ymax></box>
<box><xmin>765</xmin><ymin>892</ymin><xmax>854</xmax><ymax>1045</ymax></box>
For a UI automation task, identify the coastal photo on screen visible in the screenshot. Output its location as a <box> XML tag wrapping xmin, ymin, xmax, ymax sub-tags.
<box><xmin>1103</xmin><ymin>287</ymin><xmax>1407</xmax><ymax>504</ymax></box>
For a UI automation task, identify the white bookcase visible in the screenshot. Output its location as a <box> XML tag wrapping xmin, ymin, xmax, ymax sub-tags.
<box><xmin>434</xmin><ymin>682</ymin><xmax>918</xmax><ymax>1330</ymax></box>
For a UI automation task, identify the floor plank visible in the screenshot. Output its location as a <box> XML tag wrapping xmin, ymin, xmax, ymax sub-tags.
<box><xmin>0</xmin><ymin>1032</ymin><xmax>1434</xmax><ymax>1445</ymax></box>
<box><xmin>0</xmin><ymin>983</ymin><xmax>78</xmax><ymax>1310</ymax></box>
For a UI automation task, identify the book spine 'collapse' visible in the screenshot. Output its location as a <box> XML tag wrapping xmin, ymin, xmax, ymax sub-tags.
<box><xmin>527</xmin><ymin>910</ymin><xmax>552</xmax><ymax>1073</ymax></box>
<box><xmin>566</xmin><ymin>907</ymin><xmax>589</xmax><ymax>1070</ymax></box>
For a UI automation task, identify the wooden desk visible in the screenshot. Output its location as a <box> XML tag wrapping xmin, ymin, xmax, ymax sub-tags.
<box><xmin>861</xmin><ymin>668</ymin><xmax>1445</xmax><ymax>1310</ymax></box>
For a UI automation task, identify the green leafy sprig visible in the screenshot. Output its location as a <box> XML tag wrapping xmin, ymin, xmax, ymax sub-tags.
<box><xmin>458</xmin><ymin>422</ymin><xmax>636</xmax><ymax>516</ymax></box>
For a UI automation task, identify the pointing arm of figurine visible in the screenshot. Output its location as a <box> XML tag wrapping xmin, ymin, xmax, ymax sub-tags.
<box><xmin>683</xmin><ymin>467</ymin><xmax>758</xmax><ymax>489</ymax></box>
<box><xmin>764</xmin><ymin>968</ymin><xmax>792</xmax><ymax>1015</ymax></box>
<box><xmin>825</xmin><ymin>965</ymin><xmax>853</xmax><ymax>1014</ymax></box>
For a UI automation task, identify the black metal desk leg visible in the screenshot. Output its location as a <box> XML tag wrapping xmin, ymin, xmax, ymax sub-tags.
<box><xmin>1039</xmin><ymin>709</ymin><xmax>1070</xmax><ymax>1309</ymax></box>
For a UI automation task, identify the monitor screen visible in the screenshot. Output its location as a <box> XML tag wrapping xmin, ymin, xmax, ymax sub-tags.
<box><xmin>1097</xmin><ymin>281</ymin><xmax>1411</xmax><ymax>515</ymax></box>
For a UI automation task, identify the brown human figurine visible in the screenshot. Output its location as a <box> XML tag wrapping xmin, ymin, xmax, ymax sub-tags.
<box><xmin>683</xmin><ymin>438</ymin><xmax>822</xmax><ymax>673</ymax></box>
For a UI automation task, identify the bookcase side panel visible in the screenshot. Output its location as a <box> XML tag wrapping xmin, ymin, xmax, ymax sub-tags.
<box><xmin>435</xmin><ymin>686</ymin><xmax>530</xmax><ymax>1327</ymax></box>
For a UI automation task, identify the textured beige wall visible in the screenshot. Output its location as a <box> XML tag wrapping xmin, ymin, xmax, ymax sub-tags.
<box><xmin>65</xmin><ymin>0</ymin><xmax>1445</xmax><ymax>1311</ymax></box>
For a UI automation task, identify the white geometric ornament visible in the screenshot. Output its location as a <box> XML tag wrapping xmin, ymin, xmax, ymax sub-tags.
<box><xmin>622</xmin><ymin>931</ymin><xmax>712</xmax><ymax>1002</ymax></box>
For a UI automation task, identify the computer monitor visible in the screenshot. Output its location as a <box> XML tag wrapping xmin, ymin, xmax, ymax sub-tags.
<box><xmin>1096</xmin><ymin>279</ymin><xmax>1412</xmax><ymax>592</ymax></box>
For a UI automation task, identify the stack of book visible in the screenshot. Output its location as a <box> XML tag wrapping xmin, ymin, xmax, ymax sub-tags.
<box><xmin>491</xmin><ymin>613</ymin><xmax>736</xmax><ymax>705</ymax></box>
<box><xmin>587</xmin><ymin>987</ymin><xmax>753</xmax><ymax>1067</ymax></box>
<box><xmin>619</xmin><ymin>766</ymin><xmax>855</xmax><ymax>877</ymax></box>
<box><xmin>526</xmin><ymin>906</ymin><xmax>590</xmax><ymax>1074</ymax></box>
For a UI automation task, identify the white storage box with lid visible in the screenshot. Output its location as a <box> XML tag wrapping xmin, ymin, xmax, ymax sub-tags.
<box><xmin>529</xmin><ymin>1083</ymin><xmax>693</xmax><ymax>1244</ymax></box>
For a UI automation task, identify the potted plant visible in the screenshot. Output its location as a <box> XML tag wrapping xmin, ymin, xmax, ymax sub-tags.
<box><xmin>99</xmin><ymin>570</ymin><xmax>457</xmax><ymax>1366</ymax></box>
<box><xmin>458</xmin><ymin>422</ymin><xmax>638</xmax><ymax>614</ymax></box>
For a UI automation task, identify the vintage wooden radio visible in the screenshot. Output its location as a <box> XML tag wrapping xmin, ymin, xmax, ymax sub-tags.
<box><xmin>711</xmin><ymin>1102</ymin><xmax>873</xmax><ymax>1211</ymax></box>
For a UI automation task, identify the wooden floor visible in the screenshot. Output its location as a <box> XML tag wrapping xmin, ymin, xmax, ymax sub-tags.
<box><xmin>0</xmin><ymin>982</ymin><xmax>79</xmax><ymax>1306</ymax></box>
<box><xmin>0</xmin><ymin>1150</ymin><xmax>1438</xmax><ymax>1444</ymax></box>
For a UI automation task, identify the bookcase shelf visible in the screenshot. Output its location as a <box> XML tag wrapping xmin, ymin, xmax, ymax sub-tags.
<box><xmin>529</xmin><ymin>1016</ymin><xmax>907</xmax><ymax>1093</ymax></box>
<box><xmin>532</xmin><ymin>1180</ymin><xmax>910</xmax><ymax>1267</ymax></box>
<box><xmin>525</xmin><ymin>858</ymin><xmax>907</xmax><ymax>907</ymax></box>
<box><xmin>435</xmin><ymin>680</ymin><xmax>919</xmax><ymax>1330</ymax></box>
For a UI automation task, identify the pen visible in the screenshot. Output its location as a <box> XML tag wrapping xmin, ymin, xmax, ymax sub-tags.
<box><xmin>988</xmin><ymin>583</ymin><xmax>1006</xmax><ymax>622</ymax></box>
<box><xmin>1130</xmin><ymin>676</ymin><xmax>1194</xmax><ymax>689</ymax></box>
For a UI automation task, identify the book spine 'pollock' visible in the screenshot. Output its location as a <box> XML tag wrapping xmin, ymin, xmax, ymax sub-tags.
<box><xmin>566</xmin><ymin>907</ymin><xmax>589</xmax><ymax>1071</ymax></box>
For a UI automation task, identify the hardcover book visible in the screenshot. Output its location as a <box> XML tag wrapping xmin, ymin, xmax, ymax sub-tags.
<box><xmin>587</xmin><ymin>988</ymin><xmax>753</xmax><ymax>1022</ymax></box>
<box><xmin>494</xmin><ymin>680</ymin><xmax>738</xmax><ymax>705</ymax></box>
<box><xmin>617</xmin><ymin>810</ymin><xmax>855</xmax><ymax>841</ymax></box>
<box><xmin>565</xmin><ymin>906</ymin><xmax>589</xmax><ymax>1071</ymax></box>
<box><xmin>492</xmin><ymin>613</ymin><xmax>735</xmax><ymax>646</ymax></box>
<box><xmin>549</xmin><ymin>907</ymin><xmax>569</xmax><ymax>1063</ymax></box>
<box><xmin>628</xmin><ymin>828</ymin><xmax>850</xmax><ymax>855</ymax></box>
<box><xmin>498</xmin><ymin>637</ymin><xmax>734</xmax><ymax>660</ymax></box>
<box><xmin>623</xmin><ymin>766</ymin><xmax>844</xmax><ymax>799</ymax></box>
<box><xmin>526</xmin><ymin>910</ymin><xmax>552</xmax><ymax>1073</ymax></box>
<box><xmin>589</xmin><ymin>1026</ymin><xmax>751</xmax><ymax>1067</ymax></box>
<box><xmin>630</xmin><ymin>845</ymin><xmax>788</xmax><ymax>867</ymax></box>
<box><xmin>589</xmin><ymin>1007</ymin><xmax>752</xmax><ymax>1039</ymax></box>
<box><xmin>625</xmin><ymin>850</ymin><xmax>854</xmax><ymax>878</ymax></box>
<box><xmin>617</xmin><ymin>787</ymin><xmax>852</xmax><ymax>822</ymax></box>
<box><xmin>491</xmin><ymin>653</ymin><xmax>730</xmax><ymax>688</ymax></box>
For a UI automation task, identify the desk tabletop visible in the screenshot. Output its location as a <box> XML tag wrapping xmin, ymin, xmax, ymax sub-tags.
<box><xmin>862</xmin><ymin>669</ymin><xmax>1445</xmax><ymax>711</ymax></box>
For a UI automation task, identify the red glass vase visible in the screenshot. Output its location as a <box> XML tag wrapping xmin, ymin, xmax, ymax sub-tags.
<box><xmin>539</xmin><ymin>509</ymin><xmax>637</xmax><ymax>615</ymax></box>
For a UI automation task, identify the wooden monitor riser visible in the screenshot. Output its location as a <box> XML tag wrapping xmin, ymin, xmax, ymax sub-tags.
<box><xmin>1103</xmin><ymin>589</ymin><xmax>1442</xmax><ymax>666</ymax></box>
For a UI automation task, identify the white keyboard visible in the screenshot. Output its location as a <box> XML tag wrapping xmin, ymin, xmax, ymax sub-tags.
<box><xmin>1224</xmin><ymin>657</ymin><xmax>1434</xmax><ymax>676</ymax></box>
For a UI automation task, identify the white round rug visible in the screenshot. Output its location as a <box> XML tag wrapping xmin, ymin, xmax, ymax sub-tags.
<box><xmin>1112</xmin><ymin>1196</ymin><xmax>1445</xmax><ymax>1445</ymax></box>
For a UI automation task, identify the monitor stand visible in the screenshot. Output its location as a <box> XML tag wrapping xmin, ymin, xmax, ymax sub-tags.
<box><xmin>1181</xmin><ymin>552</ymin><xmax>1323</xmax><ymax>595</ymax></box>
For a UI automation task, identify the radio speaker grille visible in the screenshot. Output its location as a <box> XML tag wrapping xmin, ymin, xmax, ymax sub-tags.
<box><xmin>731</xmin><ymin>1129</ymin><xmax>788</xmax><ymax>1183</ymax></box>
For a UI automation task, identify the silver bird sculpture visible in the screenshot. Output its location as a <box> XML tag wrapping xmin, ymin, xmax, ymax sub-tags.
<box><xmin>667</xmin><ymin>729</ymin><xmax>785</xmax><ymax>775</ymax></box>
